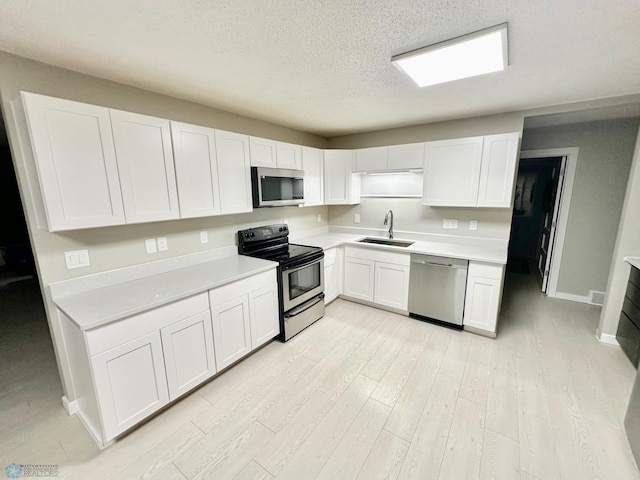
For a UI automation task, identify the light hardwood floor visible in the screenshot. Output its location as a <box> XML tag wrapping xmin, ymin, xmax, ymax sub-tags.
<box><xmin>2</xmin><ymin>273</ymin><xmax>640</xmax><ymax>479</ymax></box>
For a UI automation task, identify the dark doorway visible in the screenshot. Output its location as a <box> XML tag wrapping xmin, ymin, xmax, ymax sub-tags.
<box><xmin>508</xmin><ymin>156</ymin><xmax>563</xmax><ymax>283</ymax></box>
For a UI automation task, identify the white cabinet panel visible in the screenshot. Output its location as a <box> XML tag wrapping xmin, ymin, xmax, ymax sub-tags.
<box><xmin>91</xmin><ymin>332</ymin><xmax>169</xmax><ymax>441</ymax></box>
<box><xmin>343</xmin><ymin>257</ymin><xmax>375</xmax><ymax>302</ymax></box>
<box><xmin>463</xmin><ymin>262</ymin><xmax>504</xmax><ymax>335</ymax></box>
<box><xmin>249</xmin><ymin>137</ymin><xmax>277</xmax><ymax>167</ymax></box>
<box><xmin>374</xmin><ymin>261</ymin><xmax>410</xmax><ymax>310</ymax></box>
<box><xmin>161</xmin><ymin>311</ymin><xmax>216</xmax><ymax>400</ymax></box>
<box><xmin>276</xmin><ymin>142</ymin><xmax>303</xmax><ymax>170</ymax></box>
<box><xmin>325</xmin><ymin>262</ymin><xmax>337</xmax><ymax>303</ymax></box>
<box><xmin>301</xmin><ymin>146</ymin><xmax>323</xmax><ymax>206</ymax></box>
<box><xmin>324</xmin><ymin>150</ymin><xmax>360</xmax><ymax>205</ymax></box>
<box><xmin>215</xmin><ymin>130</ymin><xmax>252</xmax><ymax>214</ymax></box>
<box><xmin>388</xmin><ymin>143</ymin><xmax>425</xmax><ymax>170</ymax></box>
<box><xmin>110</xmin><ymin>110</ymin><xmax>179</xmax><ymax>223</ymax></box>
<box><xmin>477</xmin><ymin>132</ymin><xmax>520</xmax><ymax>208</ymax></box>
<box><xmin>354</xmin><ymin>147</ymin><xmax>388</xmax><ymax>172</ymax></box>
<box><xmin>21</xmin><ymin>92</ymin><xmax>125</xmax><ymax>231</ymax></box>
<box><xmin>249</xmin><ymin>284</ymin><xmax>279</xmax><ymax>348</ymax></box>
<box><xmin>211</xmin><ymin>295</ymin><xmax>252</xmax><ymax>370</ymax></box>
<box><xmin>171</xmin><ymin>122</ymin><xmax>220</xmax><ymax>218</ymax></box>
<box><xmin>422</xmin><ymin>136</ymin><xmax>484</xmax><ymax>207</ymax></box>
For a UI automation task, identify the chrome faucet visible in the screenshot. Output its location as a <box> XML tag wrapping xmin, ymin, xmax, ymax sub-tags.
<box><xmin>384</xmin><ymin>210</ymin><xmax>394</xmax><ymax>239</ymax></box>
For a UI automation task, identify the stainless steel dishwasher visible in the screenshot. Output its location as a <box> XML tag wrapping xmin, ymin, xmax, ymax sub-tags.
<box><xmin>408</xmin><ymin>254</ymin><xmax>468</xmax><ymax>328</ymax></box>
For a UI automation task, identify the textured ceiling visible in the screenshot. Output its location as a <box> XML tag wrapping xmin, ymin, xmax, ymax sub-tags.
<box><xmin>0</xmin><ymin>0</ymin><xmax>639</xmax><ymax>136</ymax></box>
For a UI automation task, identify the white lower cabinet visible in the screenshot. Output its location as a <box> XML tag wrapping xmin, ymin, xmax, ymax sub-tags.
<box><xmin>343</xmin><ymin>246</ymin><xmax>410</xmax><ymax>311</ymax></box>
<box><xmin>323</xmin><ymin>247</ymin><xmax>343</xmax><ymax>304</ymax></box>
<box><xmin>161</xmin><ymin>310</ymin><xmax>216</xmax><ymax>399</ymax></box>
<box><xmin>463</xmin><ymin>262</ymin><xmax>505</xmax><ymax>336</ymax></box>
<box><xmin>209</xmin><ymin>269</ymin><xmax>279</xmax><ymax>370</ymax></box>
<box><xmin>91</xmin><ymin>331</ymin><xmax>170</xmax><ymax>441</ymax></box>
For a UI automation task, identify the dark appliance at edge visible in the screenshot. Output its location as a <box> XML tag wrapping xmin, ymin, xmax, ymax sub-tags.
<box><xmin>237</xmin><ymin>224</ymin><xmax>324</xmax><ymax>341</ymax></box>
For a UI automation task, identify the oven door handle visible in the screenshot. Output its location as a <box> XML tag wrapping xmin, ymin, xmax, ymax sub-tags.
<box><xmin>284</xmin><ymin>294</ymin><xmax>325</xmax><ymax>318</ymax></box>
<box><xmin>281</xmin><ymin>254</ymin><xmax>324</xmax><ymax>271</ymax></box>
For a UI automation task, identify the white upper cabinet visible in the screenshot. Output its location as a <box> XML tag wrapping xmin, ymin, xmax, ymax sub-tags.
<box><xmin>354</xmin><ymin>147</ymin><xmax>388</xmax><ymax>172</ymax></box>
<box><xmin>171</xmin><ymin>122</ymin><xmax>221</xmax><ymax>218</ymax></box>
<box><xmin>388</xmin><ymin>143</ymin><xmax>425</xmax><ymax>170</ymax></box>
<box><xmin>477</xmin><ymin>132</ymin><xmax>520</xmax><ymax>208</ymax></box>
<box><xmin>276</xmin><ymin>142</ymin><xmax>303</xmax><ymax>170</ymax></box>
<box><xmin>422</xmin><ymin>136</ymin><xmax>484</xmax><ymax>207</ymax></box>
<box><xmin>249</xmin><ymin>137</ymin><xmax>277</xmax><ymax>168</ymax></box>
<box><xmin>250</xmin><ymin>136</ymin><xmax>302</xmax><ymax>170</ymax></box>
<box><xmin>215</xmin><ymin>129</ymin><xmax>253</xmax><ymax>214</ymax></box>
<box><xmin>301</xmin><ymin>146</ymin><xmax>324</xmax><ymax>206</ymax></box>
<box><xmin>324</xmin><ymin>149</ymin><xmax>360</xmax><ymax>205</ymax></box>
<box><xmin>110</xmin><ymin>110</ymin><xmax>180</xmax><ymax>223</ymax></box>
<box><xmin>21</xmin><ymin>92</ymin><xmax>125</xmax><ymax>231</ymax></box>
<box><xmin>421</xmin><ymin>133</ymin><xmax>519</xmax><ymax>208</ymax></box>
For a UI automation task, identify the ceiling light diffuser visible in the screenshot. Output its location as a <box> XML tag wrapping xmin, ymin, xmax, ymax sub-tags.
<box><xmin>392</xmin><ymin>23</ymin><xmax>508</xmax><ymax>87</ymax></box>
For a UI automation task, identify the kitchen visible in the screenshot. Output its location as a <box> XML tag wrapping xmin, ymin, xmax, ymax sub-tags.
<box><xmin>1</xmin><ymin>1</ymin><xmax>640</xmax><ymax>479</ymax></box>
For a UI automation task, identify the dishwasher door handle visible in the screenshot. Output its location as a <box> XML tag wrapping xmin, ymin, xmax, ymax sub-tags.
<box><xmin>412</xmin><ymin>259</ymin><xmax>455</xmax><ymax>268</ymax></box>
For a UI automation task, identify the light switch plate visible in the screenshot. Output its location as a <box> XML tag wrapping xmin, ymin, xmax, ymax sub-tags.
<box><xmin>469</xmin><ymin>220</ymin><xmax>478</xmax><ymax>231</ymax></box>
<box><xmin>145</xmin><ymin>238</ymin><xmax>157</xmax><ymax>254</ymax></box>
<box><xmin>157</xmin><ymin>237</ymin><xmax>168</xmax><ymax>251</ymax></box>
<box><xmin>354</xmin><ymin>213</ymin><xmax>361</xmax><ymax>224</ymax></box>
<box><xmin>200</xmin><ymin>231</ymin><xmax>209</xmax><ymax>244</ymax></box>
<box><xmin>443</xmin><ymin>219</ymin><xmax>458</xmax><ymax>229</ymax></box>
<box><xmin>65</xmin><ymin>249</ymin><xmax>90</xmax><ymax>270</ymax></box>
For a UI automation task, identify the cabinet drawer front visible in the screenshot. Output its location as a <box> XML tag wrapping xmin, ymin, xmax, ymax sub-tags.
<box><xmin>324</xmin><ymin>247</ymin><xmax>337</xmax><ymax>266</ymax></box>
<box><xmin>344</xmin><ymin>246</ymin><xmax>410</xmax><ymax>266</ymax></box>
<box><xmin>626</xmin><ymin>279</ymin><xmax>640</xmax><ymax>313</ymax></box>
<box><xmin>86</xmin><ymin>293</ymin><xmax>209</xmax><ymax>355</ymax></box>
<box><xmin>617</xmin><ymin>311</ymin><xmax>640</xmax><ymax>368</ymax></box>
<box><xmin>209</xmin><ymin>269</ymin><xmax>277</xmax><ymax>306</ymax></box>
<box><xmin>631</xmin><ymin>265</ymin><xmax>640</xmax><ymax>289</ymax></box>
<box><xmin>468</xmin><ymin>261</ymin><xmax>503</xmax><ymax>280</ymax></box>
<box><xmin>623</xmin><ymin>296</ymin><xmax>640</xmax><ymax>327</ymax></box>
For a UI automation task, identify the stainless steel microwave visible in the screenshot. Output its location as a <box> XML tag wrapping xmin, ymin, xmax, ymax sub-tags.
<box><xmin>251</xmin><ymin>167</ymin><xmax>304</xmax><ymax>208</ymax></box>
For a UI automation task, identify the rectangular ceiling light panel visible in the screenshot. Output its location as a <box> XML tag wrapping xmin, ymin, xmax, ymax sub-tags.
<box><xmin>392</xmin><ymin>23</ymin><xmax>508</xmax><ymax>87</ymax></box>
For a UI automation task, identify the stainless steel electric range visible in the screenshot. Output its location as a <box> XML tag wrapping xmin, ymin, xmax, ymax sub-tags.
<box><xmin>237</xmin><ymin>224</ymin><xmax>324</xmax><ymax>341</ymax></box>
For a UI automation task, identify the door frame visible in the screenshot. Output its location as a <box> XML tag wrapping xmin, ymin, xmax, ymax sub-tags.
<box><xmin>518</xmin><ymin>147</ymin><xmax>579</xmax><ymax>298</ymax></box>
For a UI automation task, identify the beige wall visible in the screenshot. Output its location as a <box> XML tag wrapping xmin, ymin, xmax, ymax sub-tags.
<box><xmin>327</xmin><ymin>112</ymin><xmax>525</xmax><ymax>240</ymax></box>
<box><xmin>599</xmin><ymin>126</ymin><xmax>640</xmax><ymax>337</ymax></box>
<box><xmin>521</xmin><ymin>118</ymin><xmax>639</xmax><ymax>297</ymax></box>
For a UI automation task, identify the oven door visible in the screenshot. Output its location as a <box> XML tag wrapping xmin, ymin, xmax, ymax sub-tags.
<box><xmin>281</xmin><ymin>257</ymin><xmax>324</xmax><ymax>312</ymax></box>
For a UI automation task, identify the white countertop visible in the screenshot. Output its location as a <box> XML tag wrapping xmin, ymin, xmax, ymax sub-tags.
<box><xmin>53</xmin><ymin>255</ymin><xmax>277</xmax><ymax>330</ymax></box>
<box><xmin>296</xmin><ymin>232</ymin><xmax>508</xmax><ymax>264</ymax></box>
<box><xmin>626</xmin><ymin>257</ymin><xmax>640</xmax><ymax>270</ymax></box>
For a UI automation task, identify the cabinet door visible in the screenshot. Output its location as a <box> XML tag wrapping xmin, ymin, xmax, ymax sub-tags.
<box><xmin>211</xmin><ymin>295</ymin><xmax>252</xmax><ymax>370</ymax></box>
<box><xmin>301</xmin><ymin>146</ymin><xmax>323</xmax><ymax>206</ymax></box>
<box><xmin>354</xmin><ymin>147</ymin><xmax>388</xmax><ymax>172</ymax></box>
<box><xmin>21</xmin><ymin>92</ymin><xmax>125</xmax><ymax>231</ymax></box>
<box><xmin>249</xmin><ymin>284</ymin><xmax>280</xmax><ymax>348</ymax></box>
<box><xmin>171</xmin><ymin>122</ymin><xmax>221</xmax><ymax>218</ymax></box>
<box><xmin>249</xmin><ymin>137</ymin><xmax>277</xmax><ymax>167</ymax></box>
<box><xmin>161</xmin><ymin>311</ymin><xmax>216</xmax><ymax>400</ymax></box>
<box><xmin>477</xmin><ymin>132</ymin><xmax>520</xmax><ymax>208</ymax></box>
<box><xmin>215</xmin><ymin>130</ymin><xmax>252</xmax><ymax>214</ymax></box>
<box><xmin>374</xmin><ymin>261</ymin><xmax>410</xmax><ymax>310</ymax></box>
<box><xmin>388</xmin><ymin>143</ymin><xmax>425</xmax><ymax>170</ymax></box>
<box><xmin>343</xmin><ymin>257</ymin><xmax>374</xmax><ymax>302</ymax></box>
<box><xmin>422</xmin><ymin>136</ymin><xmax>483</xmax><ymax>207</ymax></box>
<box><xmin>324</xmin><ymin>263</ymin><xmax>336</xmax><ymax>303</ymax></box>
<box><xmin>110</xmin><ymin>110</ymin><xmax>180</xmax><ymax>223</ymax></box>
<box><xmin>463</xmin><ymin>275</ymin><xmax>501</xmax><ymax>334</ymax></box>
<box><xmin>91</xmin><ymin>332</ymin><xmax>169</xmax><ymax>441</ymax></box>
<box><xmin>276</xmin><ymin>142</ymin><xmax>303</xmax><ymax>170</ymax></box>
<box><xmin>324</xmin><ymin>150</ymin><xmax>360</xmax><ymax>205</ymax></box>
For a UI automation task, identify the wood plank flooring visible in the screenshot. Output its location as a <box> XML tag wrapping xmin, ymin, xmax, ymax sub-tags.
<box><xmin>2</xmin><ymin>274</ymin><xmax>640</xmax><ymax>479</ymax></box>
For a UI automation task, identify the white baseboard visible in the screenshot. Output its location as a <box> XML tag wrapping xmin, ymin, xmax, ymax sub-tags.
<box><xmin>61</xmin><ymin>396</ymin><xmax>77</xmax><ymax>415</ymax></box>
<box><xmin>553</xmin><ymin>291</ymin><xmax>594</xmax><ymax>305</ymax></box>
<box><xmin>596</xmin><ymin>329</ymin><xmax>620</xmax><ymax>346</ymax></box>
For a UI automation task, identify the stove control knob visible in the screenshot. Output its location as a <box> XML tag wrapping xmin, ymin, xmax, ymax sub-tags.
<box><xmin>244</xmin><ymin>233</ymin><xmax>250</xmax><ymax>238</ymax></box>
<box><xmin>279</xmin><ymin>227</ymin><xmax>283</xmax><ymax>232</ymax></box>
<box><xmin>250</xmin><ymin>232</ymin><xmax>255</xmax><ymax>237</ymax></box>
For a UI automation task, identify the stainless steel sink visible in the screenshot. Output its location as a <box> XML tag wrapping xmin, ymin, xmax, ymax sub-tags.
<box><xmin>357</xmin><ymin>237</ymin><xmax>414</xmax><ymax>247</ymax></box>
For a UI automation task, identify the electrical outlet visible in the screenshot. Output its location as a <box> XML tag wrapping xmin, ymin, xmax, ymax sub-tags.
<box><xmin>64</xmin><ymin>249</ymin><xmax>90</xmax><ymax>270</ymax></box>
<box><xmin>354</xmin><ymin>213</ymin><xmax>361</xmax><ymax>224</ymax></box>
<box><xmin>316</xmin><ymin>214</ymin><xmax>322</xmax><ymax>223</ymax></box>
<box><xmin>145</xmin><ymin>238</ymin><xmax>157</xmax><ymax>254</ymax></box>
<box><xmin>157</xmin><ymin>237</ymin><xmax>168</xmax><ymax>251</ymax></box>
<box><xmin>469</xmin><ymin>220</ymin><xmax>478</xmax><ymax>231</ymax></box>
<box><xmin>443</xmin><ymin>219</ymin><xmax>458</xmax><ymax>229</ymax></box>
<box><xmin>200</xmin><ymin>231</ymin><xmax>209</xmax><ymax>244</ymax></box>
